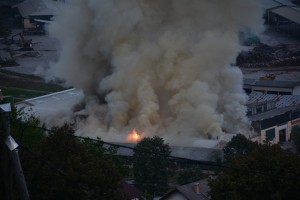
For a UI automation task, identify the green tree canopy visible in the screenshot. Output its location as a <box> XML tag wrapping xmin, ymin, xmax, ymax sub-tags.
<box><xmin>21</xmin><ymin>124</ymin><xmax>124</xmax><ymax>200</ymax></box>
<box><xmin>223</xmin><ymin>134</ymin><xmax>258</xmax><ymax>163</ymax></box>
<box><xmin>132</xmin><ymin>136</ymin><xmax>171</xmax><ymax>196</ymax></box>
<box><xmin>177</xmin><ymin>166</ymin><xmax>204</xmax><ymax>185</ymax></box>
<box><xmin>0</xmin><ymin>15</ymin><xmax>11</xmax><ymax>37</ymax></box>
<box><xmin>209</xmin><ymin>144</ymin><xmax>300</xmax><ymax>200</ymax></box>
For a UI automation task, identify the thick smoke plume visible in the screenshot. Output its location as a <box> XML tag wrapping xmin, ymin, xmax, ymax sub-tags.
<box><xmin>47</xmin><ymin>0</ymin><xmax>263</xmax><ymax>146</ymax></box>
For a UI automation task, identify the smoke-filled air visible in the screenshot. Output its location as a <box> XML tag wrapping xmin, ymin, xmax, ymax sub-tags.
<box><xmin>45</xmin><ymin>0</ymin><xmax>263</xmax><ymax>146</ymax></box>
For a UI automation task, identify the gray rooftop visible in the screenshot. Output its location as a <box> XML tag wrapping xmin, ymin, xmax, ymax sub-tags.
<box><xmin>247</xmin><ymin>92</ymin><xmax>300</xmax><ymax>108</ymax></box>
<box><xmin>244</xmin><ymin>79</ymin><xmax>300</xmax><ymax>88</ymax></box>
<box><xmin>161</xmin><ymin>178</ymin><xmax>211</xmax><ymax>200</ymax></box>
<box><xmin>248</xmin><ymin>105</ymin><xmax>300</xmax><ymax>121</ymax></box>
<box><xmin>110</xmin><ymin>143</ymin><xmax>222</xmax><ymax>162</ymax></box>
<box><xmin>14</xmin><ymin>0</ymin><xmax>64</xmax><ymax>17</ymax></box>
<box><xmin>262</xmin><ymin>0</ymin><xmax>282</xmax><ymax>10</ymax></box>
<box><xmin>247</xmin><ymin>92</ymin><xmax>300</xmax><ymax>121</ymax></box>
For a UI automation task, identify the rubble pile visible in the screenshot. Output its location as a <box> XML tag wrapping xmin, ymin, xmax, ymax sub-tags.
<box><xmin>236</xmin><ymin>43</ymin><xmax>300</xmax><ymax>68</ymax></box>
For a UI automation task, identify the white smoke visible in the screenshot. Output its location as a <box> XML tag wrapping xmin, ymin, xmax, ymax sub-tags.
<box><xmin>46</xmin><ymin>0</ymin><xmax>263</xmax><ymax>146</ymax></box>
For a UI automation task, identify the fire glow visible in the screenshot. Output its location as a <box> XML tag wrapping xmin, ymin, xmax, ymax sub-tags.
<box><xmin>127</xmin><ymin>129</ymin><xmax>142</xmax><ymax>143</ymax></box>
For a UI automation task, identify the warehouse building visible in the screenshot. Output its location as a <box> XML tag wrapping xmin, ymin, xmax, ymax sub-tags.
<box><xmin>244</xmin><ymin>79</ymin><xmax>300</xmax><ymax>95</ymax></box>
<box><xmin>247</xmin><ymin>92</ymin><xmax>300</xmax><ymax>144</ymax></box>
<box><xmin>264</xmin><ymin>0</ymin><xmax>300</xmax><ymax>36</ymax></box>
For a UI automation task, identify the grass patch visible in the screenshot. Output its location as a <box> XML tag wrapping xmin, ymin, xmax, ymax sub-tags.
<box><xmin>0</xmin><ymin>69</ymin><xmax>43</xmax><ymax>80</ymax></box>
<box><xmin>0</xmin><ymin>69</ymin><xmax>71</xmax><ymax>101</ymax></box>
<box><xmin>2</xmin><ymin>87</ymin><xmax>51</xmax><ymax>102</ymax></box>
<box><xmin>1</xmin><ymin>81</ymin><xmax>67</xmax><ymax>92</ymax></box>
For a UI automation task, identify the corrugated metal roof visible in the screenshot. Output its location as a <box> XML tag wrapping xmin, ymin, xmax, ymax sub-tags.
<box><xmin>262</xmin><ymin>0</ymin><xmax>282</xmax><ymax>10</ymax></box>
<box><xmin>270</xmin><ymin>6</ymin><xmax>300</xmax><ymax>25</ymax></box>
<box><xmin>16</xmin><ymin>88</ymin><xmax>84</xmax><ymax>117</ymax></box>
<box><xmin>247</xmin><ymin>92</ymin><xmax>300</xmax><ymax>108</ymax></box>
<box><xmin>244</xmin><ymin>79</ymin><xmax>300</xmax><ymax>88</ymax></box>
<box><xmin>274</xmin><ymin>0</ymin><xmax>297</xmax><ymax>6</ymax></box>
<box><xmin>113</xmin><ymin>142</ymin><xmax>222</xmax><ymax>161</ymax></box>
<box><xmin>247</xmin><ymin>92</ymin><xmax>300</xmax><ymax>121</ymax></box>
<box><xmin>248</xmin><ymin>105</ymin><xmax>300</xmax><ymax>121</ymax></box>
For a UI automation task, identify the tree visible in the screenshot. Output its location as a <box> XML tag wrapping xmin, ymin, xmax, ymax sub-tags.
<box><xmin>20</xmin><ymin>124</ymin><xmax>124</xmax><ymax>200</ymax></box>
<box><xmin>11</xmin><ymin>107</ymin><xmax>46</xmax><ymax>150</ymax></box>
<box><xmin>291</xmin><ymin>126</ymin><xmax>300</xmax><ymax>154</ymax></box>
<box><xmin>132</xmin><ymin>136</ymin><xmax>171</xmax><ymax>196</ymax></box>
<box><xmin>1</xmin><ymin>107</ymin><xmax>128</xmax><ymax>200</ymax></box>
<box><xmin>82</xmin><ymin>138</ymin><xmax>129</xmax><ymax>177</ymax></box>
<box><xmin>223</xmin><ymin>134</ymin><xmax>258</xmax><ymax>163</ymax></box>
<box><xmin>209</xmin><ymin>144</ymin><xmax>300</xmax><ymax>200</ymax></box>
<box><xmin>0</xmin><ymin>106</ymin><xmax>46</xmax><ymax>200</ymax></box>
<box><xmin>0</xmin><ymin>15</ymin><xmax>11</xmax><ymax>37</ymax></box>
<box><xmin>177</xmin><ymin>166</ymin><xmax>204</xmax><ymax>185</ymax></box>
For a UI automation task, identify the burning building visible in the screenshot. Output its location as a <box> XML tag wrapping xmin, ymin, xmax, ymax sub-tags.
<box><xmin>42</xmin><ymin>0</ymin><xmax>264</xmax><ymax>147</ymax></box>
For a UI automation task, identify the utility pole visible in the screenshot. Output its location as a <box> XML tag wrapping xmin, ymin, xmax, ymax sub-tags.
<box><xmin>0</xmin><ymin>96</ymin><xmax>30</xmax><ymax>200</ymax></box>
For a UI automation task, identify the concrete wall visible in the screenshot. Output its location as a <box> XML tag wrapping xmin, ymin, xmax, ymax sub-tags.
<box><xmin>293</xmin><ymin>86</ymin><xmax>300</xmax><ymax>95</ymax></box>
<box><xmin>252</xmin><ymin>86</ymin><xmax>293</xmax><ymax>93</ymax></box>
<box><xmin>23</xmin><ymin>16</ymin><xmax>36</xmax><ymax>29</ymax></box>
<box><xmin>260</xmin><ymin>120</ymin><xmax>295</xmax><ymax>144</ymax></box>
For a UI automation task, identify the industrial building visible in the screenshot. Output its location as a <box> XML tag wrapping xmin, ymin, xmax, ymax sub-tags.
<box><xmin>16</xmin><ymin>74</ymin><xmax>300</xmax><ymax>148</ymax></box>
<box><xmin>247</xmin><ymin>92</ymin><xmax>300</xmax><ymax>144</ymax></box>
<box><xmin>244</xmin><ymin>78</ymin><xmax>300</xmax><ymax>95</ymax></box>
<box><xmin>264</xmin><ymin>0</ymin><xmax>300</xmax><ymax>36</ymax></box>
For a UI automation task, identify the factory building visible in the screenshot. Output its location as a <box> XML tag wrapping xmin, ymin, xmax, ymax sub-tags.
<box><xmin>247</xmin><ymin>92</ymin><xmax>300</xmax><ymax>144</ymax></box>
<box><xmin>264</xmin><ymin>0</ymin><xmax>300</xmax><ymax>36</ymax></box>
<box><xmin>16</xmin><ymin>76</ymin><xmax>300</xmax><ymax>147</ymax></box>
<box><xmin>244</xmin><ymin>79</ymin><xmax>300</xmax><ymax>95</ymax></box>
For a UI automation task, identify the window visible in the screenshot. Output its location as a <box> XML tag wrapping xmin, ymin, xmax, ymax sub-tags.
<box><xmin>256</xmin><ymin>105</ymin><xmax>263</xmax><ymax>114</ymax></box>
<box><xmin>266</xmin><ymin>128</ymin><xmax>275</xmax><ymax>141</ymax></box>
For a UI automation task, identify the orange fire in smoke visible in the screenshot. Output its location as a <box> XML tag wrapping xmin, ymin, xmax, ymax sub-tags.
<box><xmin>127</xmin><ymin>129</ymin><xmax>142</xmax><ymax>143</ymax></box>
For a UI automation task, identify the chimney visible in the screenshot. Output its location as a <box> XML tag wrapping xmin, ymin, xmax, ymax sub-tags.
<box><xmin>193</xmin><ymin>182</ymin><xmax>200</xmax><ymax>194</ymax></box>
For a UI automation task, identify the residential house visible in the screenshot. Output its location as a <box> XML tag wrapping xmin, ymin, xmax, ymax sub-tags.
<box><xmin>161</xmin><ymin>178</ymin><xmax>210</xmax><ymax>200</ymax></box>
<box><xmin>13</xmin><ymin>0</ymin><xmax>64</xmax><ymax>33</ymax></box>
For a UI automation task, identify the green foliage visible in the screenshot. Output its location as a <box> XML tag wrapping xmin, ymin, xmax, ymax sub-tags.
<box><xmin>22</xmin><ymin>124</ymin><xmax>123</xmax><ymax>200</ymax></box>
<box><xmin>140</xmin><ymin>192</ymin><xmax>153</xmax><ymax>200</ymax></box>
<box><xmin>223</xmin><ymin>134</ymin><xmax>258</xmax><ymax>163</ymax></box>
<box><xmin>82</xmin><ymin>139</ymin><xmax>129</xmax><ymax>177</ymax></box>
<box><xmin>209</xmin><ymin>144</ymin><xmax>300</xmax><ymax>200</ymax></box>
<box><xmin>177</xmin><ymin>166</ymin><xmax>204</xmax><ymax>185</ymax></box>
<box><xmin>133</xmin><ymin>136</ymin><xmax>171</xmax><ymax>196</ymax></box>
<box><xmin>1</xmin><ymin>108</ymin><xmax>127</xmax><ymax>199</ymax></box>
<box><xmin>291</xmin><ymin>126</ymin><xmax>300</xmax><ymax>154</ymax></box>
<box><xmin>0</xmin><ymin>15</ymin><xmax>11</xmax><ymax>37</ymax></box>
<box><xmin>10</xmin><ymin>107</ymin><xmax>46</xmax><ymax>150</ymax></box>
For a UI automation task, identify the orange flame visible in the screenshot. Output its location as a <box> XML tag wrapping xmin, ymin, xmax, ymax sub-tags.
<box><xmin>127</xmin><ymin>128</ymin><xmax>142</xmax><ymax>143</ymax></box>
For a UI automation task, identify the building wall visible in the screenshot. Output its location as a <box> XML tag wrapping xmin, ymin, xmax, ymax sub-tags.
<box><xmin>23</xmin><ymin>16</ymin><xmax>36</xmax><ymax>29</ymax></box>
<box><xmin>261</xmin><ymin>126</ymin><xmax>277</xmax><ymax>144</ymax></box>
<box><xmin>252</xmin><ymin>86</ymin><xmax>293</xmax><ymax>94</ymax></box>
<box><xmin>250</xmin><ymin>135</ymin><xmax>261</xmax><ymax>143</ymax></box>
<box><xmin>260</xmin><ymin>121</ymin><xmax>294</xmax><ymax>144</ymax></box>
<box><xmin>293</xmin><ymin>86</ymin><xmax>300</xmax><ymax>95</ymax></box>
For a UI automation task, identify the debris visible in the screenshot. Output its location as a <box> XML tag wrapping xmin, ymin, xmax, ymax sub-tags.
<box><xmin>236</xmin><ymin>43</ymin><xmax>300</xmax><ymax>68</ymax></box>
